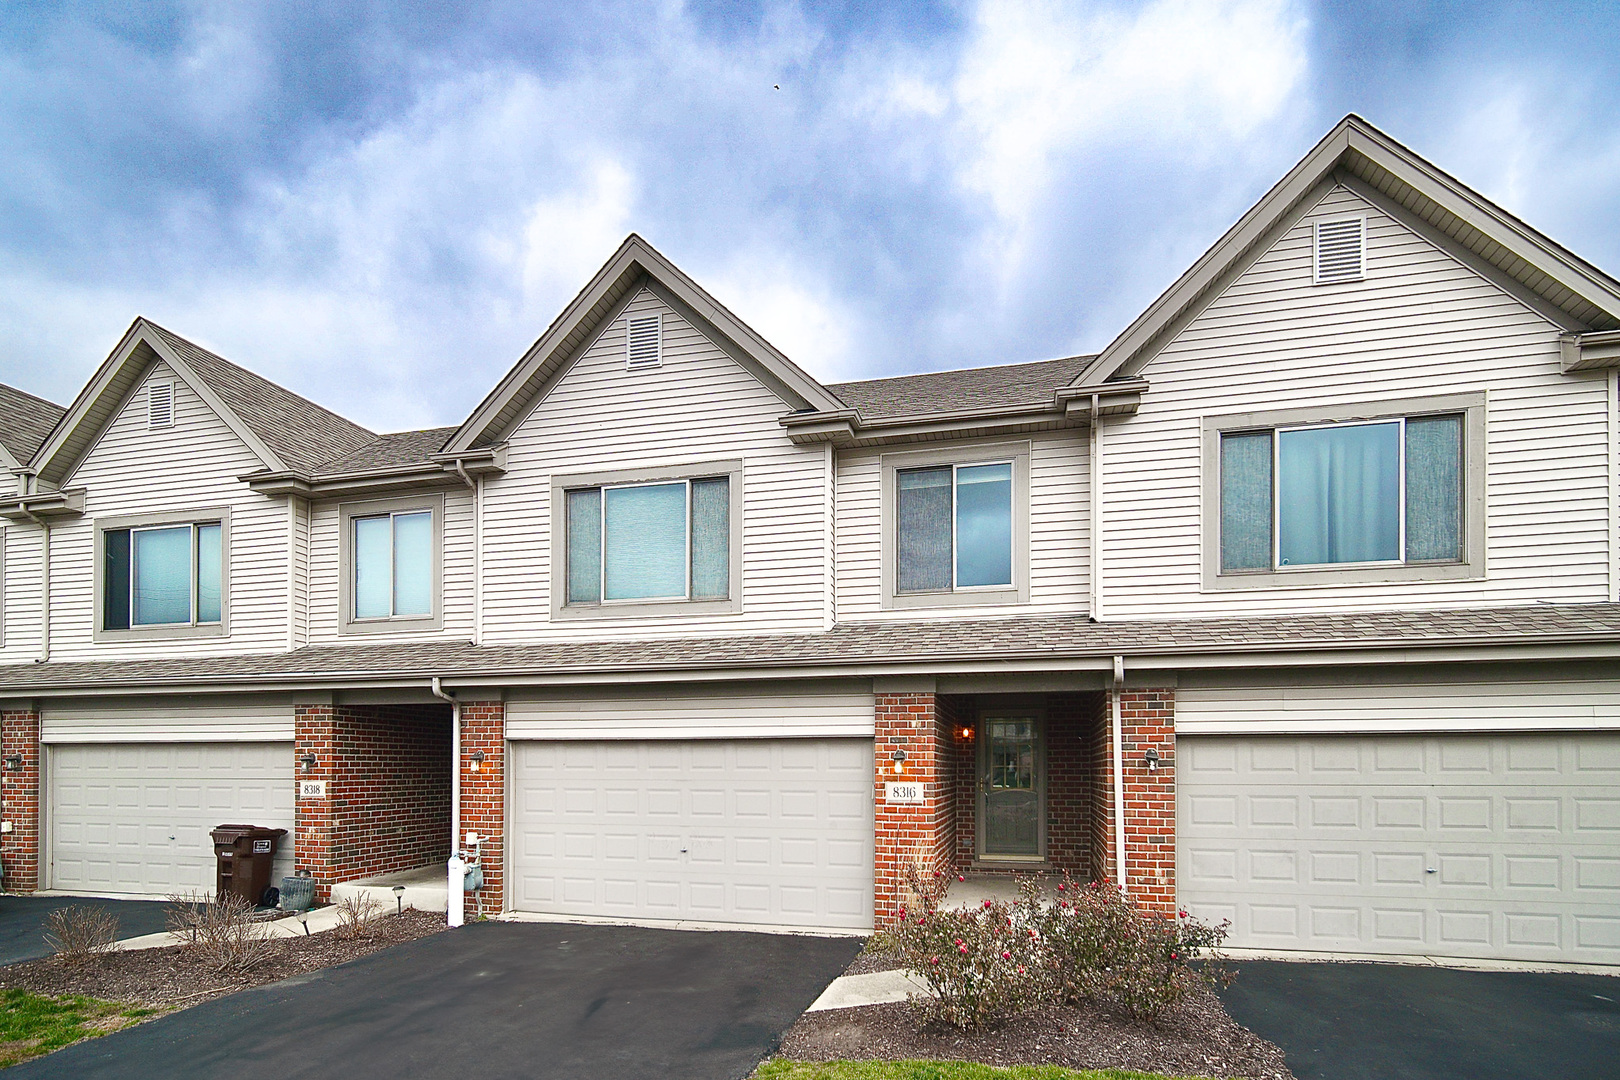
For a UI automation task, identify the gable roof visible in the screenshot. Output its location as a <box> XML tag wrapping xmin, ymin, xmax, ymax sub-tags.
<box><xmin>0</xmin><ymin>382</ymin><xmax>66</xmax><ymax>467</ymax></box>
<box><xmin>445</xmin><ymin>234</ymin><xmax>846</xmax><ymax>453</ymax></box>
<box><xmin>829</xmin><ymin>355</ymin><xmax>1092</xmax><ymax>420</ymax></box>
<box><xmin>31</xmin><ymin>319</ymin><xmax>374</xmax><ymax>487</ymax></box>
<box><xmin>312</xmin><ymin>426</ymin><xmax>459</xmax><ymax>476</ymax></box>
<box><xmin>1073</xmin><ymin>114</ymin><xmax>1620</xmax><ymax>388</ymax></box>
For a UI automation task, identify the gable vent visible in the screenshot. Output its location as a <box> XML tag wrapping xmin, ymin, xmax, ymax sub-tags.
<box><xmin>147</xmin><ymin>381</ymin><xmax>174</xmax><ymax>429</ymax></box>
<box><xmin>626</xmin><ymin>313</ymin><xmax>662</xmax><ymax>369</ymax></box>
<box><xmin>1314</xmin><ymin>217</ymin><xmax>1366</xmax><ymax>284</ymax></box>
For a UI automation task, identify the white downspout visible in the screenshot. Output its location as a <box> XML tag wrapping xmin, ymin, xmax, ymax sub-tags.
<box><xmin>1089</xmin><ymin>397</ymin><xmax>1104</xmax><ymax>622</ymax></box>
<box><xmin>431</xmin><ymin>677</ymin><xmax>463</xmax><ymax>926</ymax></box>
<box><xmin>1112</xmin><ymin>654</ymin><xmax>1127</xmax><ymax>893</ymax></box>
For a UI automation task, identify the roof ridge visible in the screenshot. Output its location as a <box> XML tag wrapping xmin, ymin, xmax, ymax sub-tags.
<box><xmin>827</xmin><ymin>353</ymin><xmax>1097</xmax><ymax>389</ymax></box>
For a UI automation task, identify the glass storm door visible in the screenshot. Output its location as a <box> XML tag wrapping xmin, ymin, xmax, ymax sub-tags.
<box><xmin>980</xmin><ymin>717</ymin><xmax>1041</xmax><ymax>857</ymax></box>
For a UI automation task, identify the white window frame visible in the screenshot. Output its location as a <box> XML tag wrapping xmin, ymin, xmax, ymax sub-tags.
<box><xmin>1271</xmin><ymin>417</ymin><xmax>1406</xmax><ymax>572</ymax></box>
<box><xmin>129</xmin><ymin>522</ymin><xmax>221</xmax><ymax>627</ymax></box>
<box><xmin>596</xmin><ymin>478</ymin><xmax>695</xmax><ymax>605</ymax></box>
<box><xmin>338</xmin><ymin>494</ymin><xmax>444</xmax><ymax>635</ymax></box>
<box><xmin>1200</xmin><ymin>393</ymin><xmax>1486</xmax><ymax>591</ymax></box>
<box><xmin>895</xmin><ymin>459</ymin><xmax>1017</xmax><ymax>594</ymax></box>
<box><xmin>351</xmin><ymin>509</ymin><xmax>435</xmax><ymax>620</ymax></box>
<box><xmin>551</xmin><ymin>460</ymin><xmax>744</xmax><ymax>621</ymax></box>
<box><xmin>92</xmin><ymin>508</ymin><xmax>232</xmax><ymax>642</ymax></box>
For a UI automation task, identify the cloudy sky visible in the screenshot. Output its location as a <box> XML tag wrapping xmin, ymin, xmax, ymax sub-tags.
<box><xmin>2</xmin><ymin>1</ymin><xmax>1617</xmax><ymax>432</ymax></box>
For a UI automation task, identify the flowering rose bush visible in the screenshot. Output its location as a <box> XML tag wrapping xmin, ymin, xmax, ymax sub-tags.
<box><xmin>880</xmin><ymin>867</ymin><xmax>1232</xmax><ymax>1028</ymax></box>
<box><xmin>879</xmin><ymin>868</ymin><xmax>1049</xmax><ymax>1028</ymax></box>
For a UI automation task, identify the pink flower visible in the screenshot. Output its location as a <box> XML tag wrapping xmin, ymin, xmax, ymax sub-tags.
<box><xmin>954</xmin><ymin>938</ymin><xmax>962</xmax><ymax>946</ymax></box>
<box><xmin>931</xmin><ymin>957</ymin><xmax>940</xmax><ymax>966</ymax></box>
<box><xmin>1017</xmin><ymin>966</ymin><xmax>1026</xmax><ymax>975</ymax></box>
<box><xmin>1170</xmin><ymin>951</ymin><xmax>1179</xmax><ymax>960</ymax></box>
<box><xmin>1179</xmin><ymin>909</ymin><xmax>1188</xmax><ymax>918</ymax></box>
<box><xmin>958</xmin><ymin>875</ymin><xmax>965</xmax><ymax>882</ymax></box>
<box><xmin>1057</xmin><ymin>883</ymin><xmax>1065</xmax><ymax>891</ymax></box>
<box><xmin>959</xmin><ymin>944</ymin><xmax>968</xmax><ymax>954</ymax></box>
<box><xmin>1001</xmin><ymin>951</ymin><xmax>1010</xmax><ymax>960</ymax></box>
<box><xmin>982</xmin><ymin>900</ymin><xmax>993</xmax><ymax>909</ymax></box>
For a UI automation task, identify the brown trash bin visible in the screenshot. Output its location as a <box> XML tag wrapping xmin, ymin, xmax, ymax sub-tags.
<box><xmin>210</xmin><ymin>825</ymin><xmax>288</xmax><ymax>906</ymax></box>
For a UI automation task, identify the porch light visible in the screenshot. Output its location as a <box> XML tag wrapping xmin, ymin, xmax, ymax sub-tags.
<box><xmin>298</xmin><ymin>751</ymin><xmax>318</xmax><ymax>772</ymax></box>
<box><xmin>1</xmin><ymin>753</ymin><xmax>21</xmax><ymax>772</ymax></box>
<box><xmin>1143</xmin><ymin>747</ymin><xmax>1161</xmax><ymax>772</ymax></box>
<box><xmin>957</xmin><ymin>727</ymin><xmax>974</xmax><ymax>742</ymax></box>
<box><xmin>469</xmin><ymin>749</ymin><xmax>486</xmax><ymax>772</ymax></box>
<box><xmin>891</xmin><ymin>748</ymin><xmax>907</xmax><ymax>775</ymax></box>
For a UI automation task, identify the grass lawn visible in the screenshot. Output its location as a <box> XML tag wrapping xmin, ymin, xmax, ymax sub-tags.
<box><xmin>753</xmin><ymin>1061</ymin><xmax>1220</xmax><ymax>1080</ymax></box>
<box><xmin>0</xmin><ymin>988</ymin><xmax>157</xmax><ymax>1068</ymax></box>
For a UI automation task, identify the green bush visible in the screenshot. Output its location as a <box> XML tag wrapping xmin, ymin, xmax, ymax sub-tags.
<box><xmin>882</xmin><ymin>868</ymin><xmax>1232</xmax><ymax>1028</ymax></box>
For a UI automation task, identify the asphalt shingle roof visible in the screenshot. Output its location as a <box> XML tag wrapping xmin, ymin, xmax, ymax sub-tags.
<box><xmin>3</xmin><ymin>603</ymin><xmax>1617</xmax><ymax>692</ymax></box>
<box><xmin>0</xmin><ymin>382</ymin><xmax>65</xmax><ymax>464</ymax></box>
<box><xmin>313</xmin><ymin>427</ymin><xmax>459</xmax><ymax>475</ymax></box>
<box><xmin>828</xmin><ymin>356</ymin><xmax>1093</xmax><ymax>420</ymax></box>
<box><xmin>146</xmin><ymin>324</ymin><xmax>376</xmax><ymax>474</ymax></box>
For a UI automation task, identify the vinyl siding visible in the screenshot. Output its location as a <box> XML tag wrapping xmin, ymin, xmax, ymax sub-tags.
<box><xmin>1103</xmin><ymin>185</ymin><xmax>1613</xmax><ymax>617</ymax></box>
<box><xmin>479</xmin><ymin>289</ymin><xmax>829</xmax><ymax>641</ymax></box>
<box><xmin>304</xmin><ymin>486</ymin><xmax>476</xmax><ymax>645</ymax></box>
<box><xmin>48</xmin><ymin>361</ymin><xmax>290</xmax><ymax>659</ymax></box>
<box><xmin>834</xmin><ymin>429</ymin><xmax>1090</xmax><ymax>620</ymax></box>
<box><xmin>0</xmin><ymin>524</ymin><xmax>42</xmax><ymax>663</ymax></box>
<box><xmin>506</xmin><ymin>680</ymin><xmax>875</xmax><ymax>739</ymax></box>
<box><xmin>289</xmin><ymin>496</ymin><xmax>310</xmax><ymax>649</ymax></box>
<box><xmin>39</xmin><ymin>695</ymin><xmax>298</xmax><ymax>743</ymax></box>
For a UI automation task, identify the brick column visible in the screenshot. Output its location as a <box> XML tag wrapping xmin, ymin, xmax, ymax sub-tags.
<box><xmin>873</xmin><ymin>692</ymin><xmax>950</xmax><ymax>926</ymax></box>
<box><xmin>294</xmin><ymin>704</ymin><xmax>338</xmax><ymax>900</ymax></box>
<box><xmin>1</xmin><ymin>708</ymin><xmax>40</xmax><ymax>893</ymax></box>
<box><xmin>460</xmin><ymin>701</ymin><xmax>505</xmax><ymax>918</ymax></box>
<box><xmin>1086</xmin><ymin>688</ymin><xmax>1176</xmax><ymax>915</ymax></box>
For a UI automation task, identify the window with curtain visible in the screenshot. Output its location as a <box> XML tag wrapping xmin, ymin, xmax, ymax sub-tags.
<box><xmin>353</xmin><ymin>510</ymin><xmax>433</xmax><ymax>619</ymax></box>
<box><xmin>103</xmin><ymin>521</ymin><xmax>222</xmax><ymax>629</ymax></box>
<box><xmin>565</xmin><ymin>476</ymin><xmax>729</xmax><ymax>605</ymax></box>
<box><xmin>897</xmin><ymin>461</ymin><xmax>1013</xmax><ymax>593</ymax></box>
<box><xmin>1219</xmin><ymin>414</ymin><xmax>1463</xmax><ymax>573</ymax></box>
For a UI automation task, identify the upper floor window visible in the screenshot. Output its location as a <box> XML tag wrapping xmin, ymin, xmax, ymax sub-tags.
<box><xmin>881</xmin><ymin>443</ymin><xmax>1030</xmax><ymax>610</ymax></box>
<box><xmin>898</xmin><ymin>462</ymin><xmax>1013</xmax><ymax>592</ymax></box>
<box><xmin>339</xmin><ymin>496</ymin><xmax>443</xmax><ymax>634</ymax></box>
<box><xmin>1202</xmin><ymin>394</ymin><xmax>1485</xmax><ymax>590</ymax></box>
<box><xmin>97</xmin><ymin>512</ymin><xmax>229</xmax><ymax>639</ymax></box>
<box><xmin>551</xmin><ymin>461</ymin><xmax>743</xmax><ymax>619</ymax></box>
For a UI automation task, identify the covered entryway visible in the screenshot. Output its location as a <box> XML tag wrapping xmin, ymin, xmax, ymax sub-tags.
<box><xmin>1178</xmin><ymin>732</ymin><xmax>1620</xmax><ymax>965</ymax></box>
<box><xmin>48</xmin><ymin>741</ymin><xmax>294</xmax><ymax>896</ymax></box>
<box><xmin>509</xmin><ymin>738</ymin><xmax>874</xmax><ymax>930</ymax></box>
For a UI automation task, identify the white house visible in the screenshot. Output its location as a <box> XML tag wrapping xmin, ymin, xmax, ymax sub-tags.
<box><xmin>1</xmin><ymin>115</ymin><xmax>1617</xmax><ymax>967</ymax></box>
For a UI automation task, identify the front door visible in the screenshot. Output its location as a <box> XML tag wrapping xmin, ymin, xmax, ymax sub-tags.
<box><xmin>979</xmin><ymin>717</ymin><xmax>1042</xmax><ymax>858</ymax></box>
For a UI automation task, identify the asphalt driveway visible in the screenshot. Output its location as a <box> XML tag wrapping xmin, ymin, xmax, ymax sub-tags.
<box><xmin>0</xmin><ymin>895</ymin><xmax>173</xmax><ymax>966</ymax></box>
<box><xmin>10</xmin><ymin>920</ymin><xmax>862</xmax><ymax>1080</ymax></box>
<box><xmin>1220</xmin><ymin>959</ymin><xmax>1620</xmax><ymax>1080</ymax></box>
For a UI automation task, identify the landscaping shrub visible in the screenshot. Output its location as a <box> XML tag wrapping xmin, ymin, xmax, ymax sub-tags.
<box><xmin>165</xmin><ymin>892</ymin><xmax>280</xmax><ymax>973</ymax></box>
<box><xmin>883</xmin><ymin>868</ymin><xmax>1233</xmax><ymax>1028</ymax></box>
<box><xmin>1036</xmin><ymin>875</ymin><xmax>1234</xmax><ymax>1021</ymax></box>
<box><xmin>333</xmin><ymin>893</ymin><xmax>384</xmax><ymax>940</ymax></box>
<box><xmin>882</xmin><ymin>868</ymin><xmax>1050</xmax><ymax>1029</ymax></box>
<box><xmin>42</xmin><ymin>905</ymin><xmax>119</xmax><ymax>964</ymax></box>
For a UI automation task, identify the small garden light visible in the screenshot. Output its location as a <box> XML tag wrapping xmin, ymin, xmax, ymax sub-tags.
<box><xmin>392</xmin><ymin>884</ymin><xmax>406</xmax><ymax>915</ymax></box>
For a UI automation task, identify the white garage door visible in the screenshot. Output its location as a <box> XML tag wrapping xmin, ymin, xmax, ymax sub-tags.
<box><xmin>1178</xmin><ymin>733</ymin><xmax>1620</xmax><ymax>965</ymax></box>
<box><xmin>511</xmin><ymin>739</ymin><xmax>874</xmax><ymax>931</ymax></box>
<box><xmin>49</xmin><ymin>743</ymin><xmax>295</xmax><ymax>897</ymax></box>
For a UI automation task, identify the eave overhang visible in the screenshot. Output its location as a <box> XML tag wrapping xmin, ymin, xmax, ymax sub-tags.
<box><xmin>1561</xmin><ymin>329</ymin><xmax>1620</xmax><ymax>373</ymax></box>
<box><xmin>245</xmin><ymin>445</ymin><xmax>507</xmax><ymax>499</ymax></box>
<box><xmin>784</xmin><ymin>380</ymin><xmax>1146</xmax><ymax>447</ymax></box>
<box><xmin>0</xmin><ymin>488</ymin><xmax>85</xmax><ymax>522</ymax></box>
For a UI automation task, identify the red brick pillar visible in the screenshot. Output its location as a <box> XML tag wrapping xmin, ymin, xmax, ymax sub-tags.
<box><xmin>873</xmin><ymin>691</ymin><xmax>950</xmax><ymax>926</ymax></box>
<box><xmin>460</xmin><ymin>701</ymin><xmax>505</xmax><ymax>918</ymax></box>
<box><xmin>1</xmin><ymin>708</ymin><xmax>40</xmax><ymax>893</ymax></box>
<box><xmin>1089</xmin><ymin>689</ymin><xmax>1176</xmax><ymax>915</ymax></box>
<box><xmin>294</xmin><ymin>704</ymin><xmax>338</xmax><ymax>901</ymax></box>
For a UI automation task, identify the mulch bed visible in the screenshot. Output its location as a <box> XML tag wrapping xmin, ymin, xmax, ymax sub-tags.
<box><xmin>777</xmin><ymin>944</ymin><xmax>1295</xmax><ymax>1080</ymax></box>
<box><xmin>0</xmin><ymin>909</ymin><xmax>445</xmax><ymax>1012</ymax></box>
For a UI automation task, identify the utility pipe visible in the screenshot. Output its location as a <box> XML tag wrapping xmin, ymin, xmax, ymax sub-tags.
<box><xmin>430</xmin><ymin>677</ymin><xmax>463</xmax><ymax>926</ymax></box>
<box><xmin>1112</xmin><ymin>654</ymin><xmax>1127</xmax><ymax>893</ymax></box>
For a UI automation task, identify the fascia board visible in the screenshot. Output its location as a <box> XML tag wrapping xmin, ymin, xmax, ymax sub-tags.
<box><xmin>29</xmin><ymin>319</ymin><xmax>151</xmax><ymax>484</ymax></box>
<box><xmin>243</xmin><ymin>465</ymin><xmax>464</xmax><ymax>499</ymax></box>
<box><xmin>10</xmin><ymin>635</ymin><xmax>1620</xmax><ymax>696</ymax></box>
<box><xmin>141</xmin><ymin>330</ymin><xmax>286</xmax><ymax>473</ymax></box>
<box><xmin>446</xmin><ymin>235</ymin><xmax>843</xmax><ymax>453</ymax></box>
<box><xmin>1073</xmin><ymin>121</ymin><xmax>1356</xmax><ymax>389</ymax></box>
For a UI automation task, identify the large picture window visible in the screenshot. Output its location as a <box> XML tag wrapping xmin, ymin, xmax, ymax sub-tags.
<box><xmin>565</xmin><ymin>476</ymin><xmax>730</xmax><ymax>605</ymax></box>
<box><xmin>103</xmin><ymin>521</ymin><xmax>222</xmax><ymax>630</ymax></box>
<box><xmin>896</xmin><ymin>462</ymin><xmax>1014</xmax><ymax>592</ymax></box>
<box><xmin>1219</xmin><ymin>413</ymin><xmax>1465</xmax><ymax>574</ymax></box>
